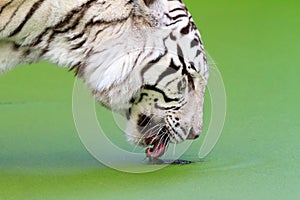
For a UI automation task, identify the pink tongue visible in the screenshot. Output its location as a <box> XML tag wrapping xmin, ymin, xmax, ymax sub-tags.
<box><xmin>146</xmin><ymin>142</ymin><xmax>166</xmax><ymax>158</ymax></box>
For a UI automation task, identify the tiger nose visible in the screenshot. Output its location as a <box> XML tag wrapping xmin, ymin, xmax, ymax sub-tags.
<box><xmin>187</xmin><ymin>128</ymin><xmax>199</xmax><ymax>140</ymax></box>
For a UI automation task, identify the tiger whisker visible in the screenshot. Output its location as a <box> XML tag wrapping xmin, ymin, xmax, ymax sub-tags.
<box><xmin>131</xmin><ymin>124</ymin><xmax>164</xmax><ymax>152</ymax></box>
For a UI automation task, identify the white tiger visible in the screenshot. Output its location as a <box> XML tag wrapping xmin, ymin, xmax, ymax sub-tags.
<box><xmin>0</xmin><ymin>0</ymin><xmax>208</xmax><ymax>159</ymax></box>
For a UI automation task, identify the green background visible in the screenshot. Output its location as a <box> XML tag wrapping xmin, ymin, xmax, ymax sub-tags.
<box><xmin>1</xmin><ymin>0</ymin><xmax>299</xmax><ymax>199</ymax></box>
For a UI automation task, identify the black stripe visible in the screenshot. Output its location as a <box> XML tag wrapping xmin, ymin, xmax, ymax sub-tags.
<box><xmin>137</xmin><ymin>114</ymin><xmax>152</xmax><ymax>128</ymax></box>
<box><xmin>34</xmin><ymin>0</ymin><xmax>124</xmax><ymax>48</ymax></box>
<box><xmin>195</xmin><ymin>33</ymin><xmax>203</xmax><ymax>45</ymax></box>
<box><xmin>71</xmin><ymin>39</ymin><xmax>87</xmax><ymax>50</ymax></box>
<box><xmin>91</xmin><ymin>26</ymin><xmax>107</xmax><ymax>42</ymax></box>
<box><xmin>195</xmin><ymin>49</ymin><xmax>201</xmax><ymax>57</ymax></box>
<box><xmin>169</xmin><ymin>7</ymin><xmax>185</xmax><ymax>13</ymax></box>
<box><xmin>187</xmin><ymin>74</ymin><xmax>195</xmax><ymax>91</ymax></box>
<box><xmin>154</xmin><ymin>103</ymin><xmax>182</xmax><ymax>111</ymax></box>
<box><xmin>143</xmin><ymin>85</ymin><xmax>180</xmax><ymax>103</ymax></box>
<box><xmin>169</xmin><ymin>58</ymin><xmax>180</xmax><ymax>71</ymax></box>
<box><xmin>69</xmin><ymin>32</ymin><xmax>85</xmax><ymax>41</ymax></box>
<box><xmin>180</xmin><ymin>23</ymin><xmax>190</xmax><ymax>35</ymax></box>
<box><xmin>190</xmin><ymin>38</ymin><xmax>199</xmax><ymax>48</ymax></box>
<box><xmin>53</xmin><ymin>0</ymin><xmax>96</xmax><ymax>31</ymax></box>
<box><xmin>141</xmin><ymin>63</ymin><xmax>154</xmax><ymax>83</ymax></box>
<box><xmin>23</xmin><ymin>48</ymin><xmax>31</xmax><ymax>57</ymax></box>
<box><xmin>137</xmin><ymin>93</ymin><xmax>149</xmax><ymax>103</ymax></box>
<box><xmin>144</xmin><ymin>0</ymin><xmax>156</xmax><ymax>6</ymax></box>
<box><xmin>177</xmin><ymin>44</ymin><xmax>188</xmax><ymax>75</ymax></box>
<box><xmin>80</xmin><ymin>21</ymin><xmax>111</xmax><ymax>44</ymax></box>
<box><xmin>189</xmin><ymin>61</ymin><xmax>197</xmax><ymax>71</ymax></box>
<box><xmin>53</xmin><ymin>7</ymin><xmax>87</xmax><ymax>34</ymax></box>
<box><xmin>125</xmin><ymin>0</ymin><xmax>133</xmax><ymax>5</ymax></box>
<box><xmin>155</xmin><ymin>59</ymin><xmax>180</xmax><ymax>85</ymax></box>
<box><xmin>125</xmin><ymin>108</ymin><xmax>131</xmax><ymax>120</ymax></box>
<box><xmin>30</xmin><ymin>0</ymin><xmax>96</xmax><ymax>46</ymax></box>
<box><xmin>190</xmin><ymin>21</ymin><xmax>198</xmax><ymax>31</ymax></box>
<box><xmin>166</xmin><ymin>19</ymin><xmax>182</xmax><ymax>26</ymax></box>
<box><xmin>9</xmin><ymin>0</ymin><xmax>46</xmax><ymax>37</ymax></box>
<box><xmin>170</xmin><ymin>32</ymin><xmax>176</xmax><ymax>41</ymax></box>
<box><xmin>167</xmin><ymin>125</ymin><xmax>184</xmax><ymax>141</ymax></box>
<box><xmin>133</xmin><ymin>51</ymin><xmax>143</xmax><ymax>69</ymax></box>
<box><xmin>30</xmin><ymin>28</ymin><xmax>50</xmax><ymax>46</ymax></box>
<box><xmin>68</xmin><ymin>61</ymin><xmax>82</xmax><ymax>72</ymax></box>
<box><xmin>0</xmin><ymin>0</ymin><xmax>14</xmax><ymax>15</ymax></box>
<box><xmin>0</xmin><ymin>0</ymin><xmax>26</xmax><ymax>32</ymax></box>
<box><xmin>13</xmin><ymin>42</ymin><xmax>20</xmax><ymax>50</ymax></box>
<box><xmin>132</xmin><ymin>43</ymin><xmax>146</xmax><ymax>69</ymax></box>
<box><xmin>177</xmin><ymin>80</ymin><xmax>183</xmax><ymax>91</ymax></box>
<box><xmin>171</xmin><ymin>14</ymin><xmax>187</xmax><ymax>21</ymax></box>
<box><xmin>39</xmin><ymin>31</ymin><xmax>55</xmax><ymax>56</ymax></box>
<box><xmin>203</xmin><ymin>55</ymin><xmax>207</xmax><ymax>64</ymax></box>
<box><xmin>155</xmin><ymin>67</ymin><xmax>178</xmax><ymax>85</ymax></box>
<box><xmin>140</xmin><ymin>49</ymin><xmax>167</xmax><ymax>83</ymax></box>
<box><xmin>165</xmin><ymin>77</ymin><xmax>178</xmax><ymax>88</ymax></box>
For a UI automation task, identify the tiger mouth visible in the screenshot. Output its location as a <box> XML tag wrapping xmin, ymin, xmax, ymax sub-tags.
<box><xmin>145</xmin><ymin>134</ymin><xmax>169</xmax><ymax>158</ymax></box>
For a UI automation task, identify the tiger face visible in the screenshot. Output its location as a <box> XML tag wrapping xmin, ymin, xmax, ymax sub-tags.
<box><xmin>121</xmin><ymin>0</ymin><xmax>208</xmax><ymax>158</ymax></box>
<box><xmin>126</xmin><ymin>51</ymin><xmax>207</xmax><ymax>158</ymax></box>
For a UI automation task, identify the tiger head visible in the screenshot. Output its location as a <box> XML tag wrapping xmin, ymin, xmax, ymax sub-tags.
<box><xmin>122</xmin><ymin>0</ymin><xmax>208</xmax><ymax>158</ymax></box>
<box><xmin>86</xmin><ymin>0</ymin><xmax>208</xmax><ymax>158</ymax></box>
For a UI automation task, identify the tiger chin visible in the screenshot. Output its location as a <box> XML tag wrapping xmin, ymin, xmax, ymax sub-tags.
<box><xmin>0</xmin><ymin>0</ymin><xmax>208</xmax><ymax>159</ymax></box>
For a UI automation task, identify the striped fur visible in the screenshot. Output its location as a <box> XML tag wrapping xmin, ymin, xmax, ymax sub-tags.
<box><xmin>0</xmin><ymin>0</ymin><xmax>208</xmax><ymax>157</ymax></box>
